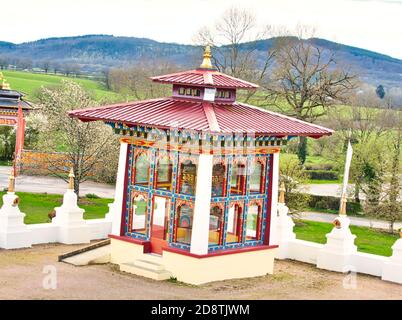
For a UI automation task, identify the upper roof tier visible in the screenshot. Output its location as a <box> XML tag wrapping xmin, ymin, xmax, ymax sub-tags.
<box><xmin>150</xmin><ymin>46</ymin><xmax>259</xmax><ymax>90</ymax></box>
<box><xmin>151</xmin><ymin>69</ymin><xmax>259</xmax><ymax>90</ymax></box>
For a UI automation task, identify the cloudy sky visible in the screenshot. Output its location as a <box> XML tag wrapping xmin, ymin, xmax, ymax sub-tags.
<box><xmin>1</xmin><ymin>0</ymin><xmax>401</xmax><ymax>59</ymax></box>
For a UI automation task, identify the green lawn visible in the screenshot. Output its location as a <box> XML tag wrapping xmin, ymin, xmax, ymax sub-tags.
<box><xmin>0</xmin><ymin>191</ymin><xmax>113</xmax><ymax>224</ymax></box>
<box><xmin>1</xmin><ymin>70</ymin><xmax>121</xmax><ymax>102</ymax></box>
<box><xmin>294</xmin><ymin>220</ymin><xmax>399</xmax><ymax>257</ymax></box>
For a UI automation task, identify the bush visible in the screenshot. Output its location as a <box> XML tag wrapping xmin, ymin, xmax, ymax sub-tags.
<box><xmin>304</xmin><ymin>163</ymin><xmax>334</xmax><ymax>171</ymax></box>
<box><xmin>304</xmin><ymin>170</ymin><xmax>339</xmax><ymax>180</ymax></box>
<box><xmin>306</xmin><ymin>194</ymin><xmax>362</xmax><ymax>215</ymax></box>
<box><xmin>85</xmin><ymin>193</ymin><xmax>100</xmax><ymax>199</ymax></box>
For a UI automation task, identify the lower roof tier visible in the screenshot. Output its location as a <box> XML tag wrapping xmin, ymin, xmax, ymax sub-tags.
<box><xmin>68</xmin><ymin>97</ymin><xmax>333</xmax><ymax>138</ymax></box>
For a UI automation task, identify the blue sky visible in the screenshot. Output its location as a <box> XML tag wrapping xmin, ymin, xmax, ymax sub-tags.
<box><xmin>0</xmin><ymin>0</ymin><xmax>401</xmax><ymax>59</ymax></box>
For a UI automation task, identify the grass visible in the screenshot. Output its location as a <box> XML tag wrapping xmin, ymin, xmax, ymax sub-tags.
<box><xmin>1</xmin><ymin>70</ymin><xmax>122</xmax><ymax>102</ymax></box>
<box><xmin>294</xmin><ymin>220</ymin><xmax>399</xmax><ymax>257</ymax></box>
<box><xmin>0</xmin><ymin>191</ymin><xmax>113</xmax><ymax>224</ymax></box>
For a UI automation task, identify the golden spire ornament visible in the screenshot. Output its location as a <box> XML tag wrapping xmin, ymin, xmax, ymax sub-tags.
<box><xmin>200</xmin><ymin>45</ymin><xmax>213</xmax><ymax>69</ymax></box>
<box><xmin>278</xmin><ymin>182</ymin><xmax>286</xmax><ymax>204</ymax></box>
<box><xmin>68</xmin><ymin>167</ymin><xmax>75</xmax><ymax>190</ymax></box>
<box><xmin>8</xmin><ymin>167</ymin><xmax>15</xmax><ymax>193</ymax></box>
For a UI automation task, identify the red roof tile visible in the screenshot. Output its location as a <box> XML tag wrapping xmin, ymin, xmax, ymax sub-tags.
<box><xmin>69</xmin><ymin>98</ymin><xmax>333</xmax><ymax>137</ymax></box>
<box><xmin>151</xmin><ymin>69</ymin><xmax>259</xmax><ymax>90</ymax></box>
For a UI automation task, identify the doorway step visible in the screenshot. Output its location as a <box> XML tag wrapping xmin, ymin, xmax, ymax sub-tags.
<box><xmin>120</xmin><ymin>255</ymin><xmax>172</xmax><ymax>280</ymax></box>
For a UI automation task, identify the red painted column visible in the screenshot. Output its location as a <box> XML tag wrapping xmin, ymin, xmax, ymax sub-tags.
<box><xmin>14</xmin><ymin>105</ymin><xmax>25</xmax><ymax>176</ymax></box>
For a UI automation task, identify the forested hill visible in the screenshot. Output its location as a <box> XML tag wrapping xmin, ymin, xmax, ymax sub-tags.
<box><xmin>1</xmin><ymin>34</ymin><xmax>401</xmax><ymax>89</ymax></box>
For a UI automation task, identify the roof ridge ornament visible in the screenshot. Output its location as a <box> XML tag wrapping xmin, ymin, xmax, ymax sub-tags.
<box><xmin>200</xmin><ymin>45</ymin><xmax>214</xmax><ymax>69</ymax></box>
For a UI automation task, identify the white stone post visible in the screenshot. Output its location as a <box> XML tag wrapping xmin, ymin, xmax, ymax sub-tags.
<box><xmin>190</xmin><ymin>153</ymin><xmax>213</xmax><ymax>255</ymax></box>
<box><xmin>275</xmin><ymin>201</ymin><xmax>296</xmax><ymax>259</ymax></box>
<box><xmin>52</xmin><ymin>169</ymin><xmax>90</xmax><ymax>244</ymax></box>
<box><xmin>382</xmin><ymin>234</ymin><xmax>402</xmax><ymax>284</ymax></box>
<box><xmin>106</xmin><ymin>141</ymin><xmax>128</xmax><ymax>236</ymax></box>
<box><xmin>269</xmin><ymin>151</ymin><xmax>280</xmax><ymax>246</ymax></box>
<box><xmin>316</xmin><ymin>215</ymin><xmax>357</xmax><ymax>272</ymax></box>
<box><xmin>0</xmin><ymin>192</ymin><xmax>32</xmax><ymax>249</ymax></box>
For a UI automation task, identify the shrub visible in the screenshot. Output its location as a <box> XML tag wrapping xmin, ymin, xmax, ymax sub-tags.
<box><xmin>86</xmin><ymin>193</ymin><xmax>100</xmax><ymax>199</ymax></box>
<box><xmin>304</xmin><ymin>163</ymin><xmax>334</xmax><ymax>171</ymax></box>
<box><xmin>304</xmin><ymin>170</ymin><xmax>339</xmax><ymax>180</ymax></box>
<box><xmin>306</xmin><ymin>194</ymin><xmax>362</xmax><ymax>215</ymax></box>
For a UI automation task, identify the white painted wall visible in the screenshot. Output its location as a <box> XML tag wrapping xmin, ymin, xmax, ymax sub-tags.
<box><xmin>190</xmin><ymin>154</ymin><xmax>213</xmax><ymax>255</ymax></box>
<box><xmin>107</xmin><ymin>141</ymin><xmax>128</xmax><ymax>236</ymax></box>
<box><xmin>269</xmin><ymin>151</ymin><xmax>280</xmax><ymax>246</ymax></box>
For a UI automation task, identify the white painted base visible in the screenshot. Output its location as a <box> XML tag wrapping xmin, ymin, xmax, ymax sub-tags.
<box><xmin>382</xmin><ymin>238</ymin><xmax>402</xmax><ymax>284</ymax></box>
<box><xmin>316</xmin><ymin>216</ymin><xmax>357</xmax><ymax>272</ymax></box>
<box><xmin>0</xmin><ymin>192</ymin><xmax>32</xmax><ymax>249</ymax></box>
<box><xmin>52</xmin><ymin>189</ymin><xmax>90</xmax><ymax>244</ymax></box>
<box><xmin>275</xmin><ymin>203</ymin><xmax>296</xmax><ymax>259</ymax></box>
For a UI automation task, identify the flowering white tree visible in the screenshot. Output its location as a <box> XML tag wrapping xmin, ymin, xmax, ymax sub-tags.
<box><xmin>36</xmin><ymin>80</ymin><xmax>118</xmax><ymax>196</ymax></box>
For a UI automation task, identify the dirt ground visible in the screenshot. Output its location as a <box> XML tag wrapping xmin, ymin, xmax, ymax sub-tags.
<box><xmin>0</xmin><ymin>243</ymin><xmax>401</xmax><ymax>300</ymax></box>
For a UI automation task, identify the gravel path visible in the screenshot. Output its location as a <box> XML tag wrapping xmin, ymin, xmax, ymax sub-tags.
<box><xmin>301</xmin><ymin>211</ymin><xmax>402</xmax><ymax>231</ymax></box>
<box><xmin>0</xmin><ymin>243</ymin><xmax>401</xmax><ymax>300</ymax></box>
<box><xmin>0</xmin><ymin>166</ymin><xmax>115</xmax><ymax>198</ymax></box>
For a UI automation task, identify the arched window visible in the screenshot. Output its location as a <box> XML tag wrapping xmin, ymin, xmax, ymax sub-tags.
<box><xmin>249</xmin><ymin>161</ymin><xmax>264</xmax><ymax>193</ymax></box>
<box><xmin>130</xmin><ymin>194</ymin><xmax>147</xmax><ymax>235</ymax></box>
<box><xmin>245</xmin><ymin>204</ymin><xmax>262</xmax><ymax>241</ymax></box>
<box><xmin>156</xmin><ymin>154</ymin><xmax>173</xmax><ymax>191</ymax></box>
<box><xmin>230</xmin><ymin>162</ymin><xmax>246</xmax><ymax>195</ymax></box>
<box><xmin>174</xmin><ymin>203</ymin><xmax>194</xmax><ymax>245</ymax></box>
<box><xmin>134</xmin><ymin>152</ymin><xmax>150</xmax><ymax>186</ymax></box>
<box><xmin>211</xmin><ymin>163</ymin><xmax>226</xmax><ymax>197</ymax></box>
<box><xmin>209</xmin><ymin>205</ymin><xmax>224</xmax><ymax>245</ymax></box>
<box><xmin>226</xmin><ymin>203</ymin><xmax>243</xmax><ymax>244</ymax></box>
<box><xmin>179</xmin><ymin>159</ymin><xmax>197</xmax><ymax>195</ymax></box>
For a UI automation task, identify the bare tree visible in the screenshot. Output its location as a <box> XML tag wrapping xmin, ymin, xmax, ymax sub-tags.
<box><xmin>35</xmin><ymin>80</ymin><xmax>118</xmax><ymax>196</ymax></box>
<box><xmin>41</xmin><ymin>60</ymin><xmax>51</xmax><ymax>74</ymax></box>
<box><xmin>108</xmin><ymin>59</ymin><xmax>177</xmax><ymax>100</ymax></box>
<box><xmin>194</xmin><ymin>7</ymin><xmax>275</xmax><ymax>102</ymax></box>
<box><xmin>263</xmin><ymin>27</ymin><xmax>357</xmax><ymax>164</ymax></box>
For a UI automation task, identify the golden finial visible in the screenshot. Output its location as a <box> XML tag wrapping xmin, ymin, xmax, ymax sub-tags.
<box><xmin>278</xmin><ymin>181</ymin><xmax>286</xmax><ymax>204</ymax></box>
<box><xmin>339</xmin><ymin>193</ymin><xmax>347</xmax><ymax>216</ymax></box>
<box><xmin>68</xmin><ymin>167</ymin><xmax>75</xmax><ymax>190</ymax></box>
<box><xmin>200</xmin><ymin>45</ymin><xmax>213</xmax><ymax>69</ymax></box>
<box><xmin>8</xmin><ymin>167</ymin><xmax>15</xmax><ymax>193</ymax></box>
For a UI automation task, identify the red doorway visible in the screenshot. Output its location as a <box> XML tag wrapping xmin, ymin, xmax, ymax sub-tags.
<box><xmin>150</xmin><ymin>196</ymin><xmax>170</xmax><ymax>254</ymax></box>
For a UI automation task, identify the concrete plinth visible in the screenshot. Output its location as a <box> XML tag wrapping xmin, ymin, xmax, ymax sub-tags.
<box><xmin>316</xmin><ymin>215</ymin><xmax>357</xmax><ymax>272</ymax></box>
<box><xmin>382</xmin><ymin>238</ymin><xmax>402</xmax><ymax>284</ymax></box>
<box><xmin>52</xmin><ymin>189</ymin><xmax>90</xmax><ymax>244</ymax></box>
<box><xmin>275</xmin><ymin>203</ymin><xmax>296</xmax><ymax>259</ymax></box>
<box><xmin>0</xmin><ymin>192</ymin><xmax>32</xmax><ymax>249</ymax></box>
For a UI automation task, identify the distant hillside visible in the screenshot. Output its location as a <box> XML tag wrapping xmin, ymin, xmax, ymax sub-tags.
<box><xmin>1</xmin><ymin>34</ymin><xmax>401</xmax><ymax>89</ymax></box>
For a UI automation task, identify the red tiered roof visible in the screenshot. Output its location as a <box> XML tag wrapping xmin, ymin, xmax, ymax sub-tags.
<box><xmin>69</xmin><ymin>97</ymin><xmax>333</xmax><ymax>137</ymax></box>
<box><xmin>151</xmin><ymin>69</ymin><xmax>259</xmax><ymax>90</ymax></box>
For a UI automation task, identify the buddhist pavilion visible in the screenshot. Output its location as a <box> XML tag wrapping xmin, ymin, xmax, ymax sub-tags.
<box><xmin>0</xmin><ymin>73</ymin><xmax>32</xmax><ymax>173</ymax></box>
<box><xmin>69</xmin><ymin>47</ymin><xmax>333</xmax><ymax>284</ymax></box>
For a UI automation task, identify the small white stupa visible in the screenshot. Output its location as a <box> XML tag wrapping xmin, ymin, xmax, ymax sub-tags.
<box><xmin>51</xmin><ymin>168</ymin><xmax>90</xmax><ymax>244</ymax></box>
<box><xmin>0</xmin><ymin>168</ymin><xmax>32</xmax><ymax>249</ymax></box>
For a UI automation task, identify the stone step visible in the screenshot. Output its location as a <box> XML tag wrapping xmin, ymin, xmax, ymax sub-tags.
<box><xmin>140</xmin><ymin>253</ymin><xmax>164</xmax><ymax>264</ymax></box>
<box><xmin>120</xmin><ymin>262</ymin><xmax>172</xmax><ymax>281</ymax></box>
<box><xmin>62</xmin><ymin>244</ymin><xmax>111</xmax><ymax>266</ymax></box>
<box><xmin>134</xmin><ymin>259</ymin><xmax>165</xmax><ymax>271</ymax></box>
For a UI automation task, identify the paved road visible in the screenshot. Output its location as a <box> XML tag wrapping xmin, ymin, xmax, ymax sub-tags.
<box><xmin>300</xmin><ymin>211</ymin><xmax>402</xmax><ymax>231</ymax></box>
<box><xmin>0</xmin><ymin>166</ymin><xmax>115</xmax><ymax>198</ymax></box>
<box><xmin>299</xmin><ymin>183</ymin><xmax>364</xmax><ymax>198</ymax></box>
